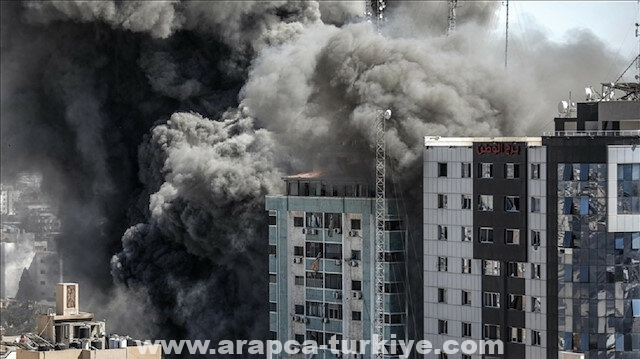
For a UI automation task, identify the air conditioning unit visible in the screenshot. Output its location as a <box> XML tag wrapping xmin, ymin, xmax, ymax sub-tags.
<box><xmin>292</xmin><ymin>315</ymin><xmax>297</xmax><ymax>322</ymax></box>
<box><xmin>334</xmin><ymin>228</ymin><xmax>342</xmax><ymax>234</ymax></box>
<box><xmin>304</xmin><ymin>317</ymin><xmax>310</xmax><ymax>324</ymax></box>
<box><xmin>352</xmin><ymin>291</ymin><xmax>362</xmax><ymax>300</ymax></box>
<box><xmin>333</xmin><ymin>291</ymin><xmax>342</xmax><ymax>299</ymax></box>
<box><xmin>322</xmin><ymin>317</ymin><xmax>329</xmax><ymax>323</ymax></box>
<box><xmin>293</xmin><ymin>257</ymin><xmax>302</xmax><ymax>264</ymax></box>
<box><xmin>335</xmin><ymin>259</ymin><xmax>342</xmax><ymax>266</ymax></box>
<box><xmin>349</xmin><ymin>230</ymin><xmax>359</xmax><ymax>237</ymax></box>
<box><xmin>310</xmin><ymin>229</ymin><xmax>318</xmax><ymax>235</ymax></box>
<box><xmin>350</xmin><ymin>260</ymin><xmax>358</xmax><ymax>267</ymax></box>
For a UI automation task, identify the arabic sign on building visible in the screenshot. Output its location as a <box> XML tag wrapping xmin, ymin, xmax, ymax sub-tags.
<box><xmin>475</xmin><ymin>143</ymin><xmax>521</xmax><ymax>156</ymax></box>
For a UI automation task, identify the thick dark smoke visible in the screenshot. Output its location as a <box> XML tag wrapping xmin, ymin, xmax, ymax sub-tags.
<box><xmin>1</xmin><ymin>0</ymin><xmax>630</xmax><ymax>355</ymax></box>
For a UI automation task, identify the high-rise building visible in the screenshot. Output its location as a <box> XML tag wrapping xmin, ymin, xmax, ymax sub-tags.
<box><xmin>423</xmin><ymin>98</ymin><xmax>640</xmax><ymax>359</ymax></box>
<box><xmin>266</xmin><ymin>172</ymin><xmax>407</xmax><ymax>358</ymax></box>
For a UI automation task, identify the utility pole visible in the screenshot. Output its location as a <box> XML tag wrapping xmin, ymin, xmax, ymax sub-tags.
<box><xmin>505</xmin><ymin>0</ymin><xmax>509</xmax><ymax>69</ymax></box>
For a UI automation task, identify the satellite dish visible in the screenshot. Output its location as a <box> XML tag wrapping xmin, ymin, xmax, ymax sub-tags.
<box><xmin>558</xmin><ymin>101</ymin><xmax>569</xmax><ymax>114</ymax></box>
<box><xmin>383</xmin><ymin>109</ymin><xmax>392</xmax><ymax>119</ymax></box>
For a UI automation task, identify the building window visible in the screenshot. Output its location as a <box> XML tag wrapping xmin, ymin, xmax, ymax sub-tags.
<box><xmin>531</xmin><ymin>230</ymin><xmax>541</xmax><ymax>248</ymax></box>
<box><xmin>483</xmin><ymin>324</ymin><xmax>500</xmax><ymax>339</ymax></box>
<box><xmin>532</xmin><ymin>330</ymin><xmax>541</xmax><ymax>346</ymax></box>
<box><xmin>479</xmin><ymin>163</ymin><xmax>493</xmax><ymax>178</ymax></box>
<box><xmin>325</xmin><ymin>274</ymin><xmax>342</xmax><ymax>289</ymax></box>
<box><xmin>269</xmin><ymin>212</ymin><xmax>277</xmax><ymax>225</ymax></box>
<box><xmin>438</xmin><ymin>163</ymin><xmax>448</xmax><ymax>177</ymax></box>
<box><xmin>293</xmin><ymin>216</ymin><xmax>304</xmax><ymax>227</ymax></box>
<box><xmin>294</xmin><ymin>246</ymin><xmax>304</xmax><ymax>256</ymax></box>
<box><xmin>295</xmin><ymin>276</ymin><xmax>304</xmax><ymax>285</ymax></box>
<box><xmin>531</xmin><ymin>197</ymin><xmax>541</xmax><ymax>213</ymax></box>
<box><xmin>505</xmin><ymin>229</ymin><xmax>520</xmax><ymax>245</ymax></box>
<box><xmin>618</xmin><ymin>164</ymin><xmax>640</xmax><ymax>214</ymax></box>
<box><xmin>305</xmin><ymin>272</ymin><xmax>323</xmax><ymax>288</ymax></box>
<box><xmin>351</xmin><ymin>218</ymin><xmax>361</xmax><ymax>230</ymax></box>
<box><xmin>531</xmin><ymin>164</ymin><xmax>540</xmax><ymax>179</ymax></box>
<box><xmin>325</xmin><ymin>243</ymin><xmax>342</xmax><ymax>260</ymax></box>
<box><xmin>385</xmin><ymin>314</ymin><xmax>404</xmax><ymax>324</ymax></box>
<box><xmin>438</xmin><ymin>288</ymin><xmax>447</xmax><ymax>303</ymax></box>
<box><xmin>327</xmin><ymin>304</ymin><xmax>342</xmax><ymax>319</ymax></box>
<box><xmin>479</xmin><ymin>227</ymin><xmax>494</xmax><ymax>243</ymax></box>
<box><xmin>507</xmin><ymin>262</ymin><xmax>526</xmax><ymax>277</ymax></box>
<box><xmin>508</xmin><ymin>294</ymin><xmax>525</xmax><ymax>311</ymax></box>
<box><xmin>305</xmin><ymin>242</ymin><xmax>323</xmax><ymax>257</ymax></box>
<box><xmin>269</xmin><ymin>302</ymin><xmax>277</xmax><ymax>312</ymax></box>
<box><xmin>295</xmin><ymin>304</ymin><xmax>304</xmax><ymax>314</ymax></box>
<box><xmin>478</xmin><ymin>195</ymin><xmax>493</xmax><ymax>211</ymax></box>
<box><xmin>352</xmin><ymin>311</ymin><xmax>362</xmax><ymax>321</ymax></box>
<box><xmin>532</xmin><ymin>297</ymin><xmax>541</xmax><ymax>313</ymax></box>
<box><xmin>483</xmin><ymin>292</ymin><xmax>500</xmax><ymax>308</ymax></box>
<box><xmin>462</xmin><ymin>258</ymin><xmax>472</xmax><ymax>274</ymax></box>
<box><xmin>505</xmin><ymin>196</ymin><xmax>520</xmax><ymax>212</ymax></box>
<box><xmin>306</xmin><ymin>301</ymin><xmax>322</xmax><ymax>317</ymax></box>
<box><xmin>483</xmin><ymin>260</ymin><xmax>500</xmax><ymax>276</ymax></box>
<box><xmin>462</xmin><ymin>322</ymin><xmax>472</xmax><ymax>337</ymax></box>
<box><xmin>510</xmin><ymin>327</ymin><xmax>526</xmax><ymax>343</ymax></box>
<box><xmin>461</xmin><ymin>163</ymin><xmax>472</xmax><ymax>178</ymax></box>
<box><xmin>462</xmin><ymin>291</ymin><xmax>471</xmax><ymax>306</ymax></box>
<box><xmin>269</xmin><ymin>274</ymin><xmax>277</xmax><ymax>283</ymax></box>
<box><xmin>438</xmin><ymin>225</ymin><xmax>448</xmax><ymax>240</ymax></box>
<box><xmin>437</xmin><ymin>257</ymin><xmax>448</xmax><ymax>272</ymax></box>
<box><xmin>505</xmin><ymin>163</ymin><xmax>520</xmax><ymax>179</ymax></box>
<box><xmin>438</xmin><ymin>194</ymin><xmax>448</xmax><ymax>209</ymax></box>
<box><xmin>438</xmin><ymin>320</ymin><xmax>448</xmax><ymax>334</ymax></box>
<box><xmin>268</xmin><ymin>245</ymin><xmax>276</xmax><ymax>256</ymax></box>
<box><xmin>461</xmin><ymin>195</ymin><xmax>472</xmax><ymax>210</ymax></box>
<box><xmin>462</xmin><ymin>226</ymin><xmax>472</xmax><ymax>242</ymax></box>
<box><xmin>351</xmin><ymin>250</ymin><xmax>361</xmax><ymax>260</ymax></box>
<box><xmin>532</xmin><ymin>264</ymin><xmax>541</xmax><ymax>279</ymax></box>
<box><xmin>352</xmin><ymin>280</ymin><xmax>362</xmax><ymax>291</ymax></box>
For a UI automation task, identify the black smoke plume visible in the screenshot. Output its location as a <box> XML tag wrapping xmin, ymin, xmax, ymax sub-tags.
<box><xmin>1</xmin><ymin>0</ymin><xmax>630</xmax><ymax>356</ymax></box>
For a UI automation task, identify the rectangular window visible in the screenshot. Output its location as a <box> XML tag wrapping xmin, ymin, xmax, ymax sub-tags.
<box><xmin>532</xmin><ymin>297</ymin><xmax>541</xmax><ymax>313</ymax></box>
<box><xmin>505</xmin><ymin>229</ymin><xmax>520</xmax><ymax>245</ymax></box>
<box><xmin>305</xmin><ymin>242</ymin><xmax>323</xmax><ymax>257</ymax></box>
<box><xmin>295</xmin><ymin>304</ymin><xmax>304</xmax><ymax>314</ymax></box>
<box><xmin>293</xmin><ymin>216</ymin><xmax>304</xmax><ymax>227</ymax></box>
<box><xmin>351</xmin><ymin>250</ymin><xmax>361</xmax><ymax>260</ymax></box>
<box><xmin>438</xmin><ymin>194</ymin><xmax>448</xmax><ymax>209</ymax></box>
<box><xmin>325</xmin><ymin>243</ymin><xmax>342</xmax><ymax>260</ymax></box>
<box><xmin>438</xmin><ymin>288</ymin><xmax>447</xmax><ymax>303</ymax></box>
<box><xmin>438</xmin><ymin>163</ymin><xmax>448</xmax><ymax>177</ymax></box>
<box><xmin>385</xmin><ymin>314</ymin><xmax>404</xmax><ymax>324</ymax></box>
<box><xmin>268</xmin><ymin>245</ymin><xmax>277</xmax><ymax>255</ymax></box>
<box><xmin>531</xmin><ymin>230</ymin><xmax>541</xmax><ymax>248</ymax></box>
<box><xmin>483</xmin><ymin>260</ymin><xmax>500</xmax><ymax>276</ymax></box>
<box><xmin>507</xmin><ymin>262</ymin><xmax>526</xmax><ymax>277</ymax></box>
<box><xmin>532</xmin><ymin>264</ymin><xmax>541</xmax><ymax>279</ymax></box>
<box><xmin>508</xmin><ymin>294</ymin><xmax>525</xmax><ymax>310</ymax></box>
<box><xmin>483</xmin><ymin>325</ymin><xmax>500</xmax><ymax>340</ymax></box>
<box><xmin>461</xmin><ymin>195</ymin><xmax>472</xmax><ymax>210</ymax></box>
<box><xmin>305</xmin><ymin>272</ymin><xmax>323</xmax><ymax>288</ymax></box>
<box><xmin>269</xmin><ymin>302</ymin><xmax>277</xmax><ymax>312</ymax></box>
<box><xmin>295</xmin><ymin>276</ymin><xmax>304</xmax><ymax>285</ymax></box>
<box><xmin>269</xmin><ymin>212</ymin><xmax>277</xmax><ymax>225</ymax></box>
<box><xmin>462</xmin><ymin>226</ymin><xmax>472</xmax><ymax>242</ymax></box>
<box><xmin>352</xmin><ymin>311</ymin><xmax>362</xmax><ymax>321</ymax></box>
<box><xmin>462</xmin><ymin>258</ymin><xmax>472</xmax><ymax>274</ymax></box>
<box><xmin>483</xmin><ymin>292</ymin><xmax>500</xmax><ymax>308</ymax></box>
<box><xmin>269</xmin><ymin>274</ymin><xmax>277</xmax><ymax>283</ymax></box>
<box><xmin>352</xmin><ymin>280</ymin><xmax>362</xmax><ymax>291</ymax></box>
<box><xmin>505</xmin><ymin>163</ymin><xmax>520</xmax><ymax>179</ymax></box>
<box><xmin>438</xmin><ymin>225</ymin><xmax>448</xmax><ymax>240</ymax></box>
<box><xmin>531</xmin><ymin>164</ymin><xmax>540</xmax><ymax>179</ymax></box>
<box><xmin>350</xmin><ymin>218</ymin><xmax>361</xmax><ymax>230</ymax></box>
<box><xmin>306</xmin><ymin>302</ymin><xmax>323</xmax><ymax>317</ymax></box>
<box><xmin>462</xmin><ymin>290</ymin><xmax>471</xmax><ymax>306</ymax></box>
<box><xmin>531</xmin><ymin>197</ymin><xmax>541</xmax><ymax>213</ymax></box>
<box><xmin>294</xmin><ymin>246</ymin><xmax>304</xmax><ymax>256</ymax></box>
<box><xmin>505</xmin><ymin>196</ymin><xmax>520</xmax><ymax>212</ymax></box>
<box><xmin>479</xmin><ymin>227</ymin><xmax>494</xmax><ymax>243</ymax></box>
<box><xmin>461</xmin><ymin>163</ymin><xmax>472</xmax><ymax>178</ymax></box>
<box><xmin>632</xmin><ymin>299</ymin><xmax>640</xmax><ymax>317</ymax></box>
<box><xmin>438</xmin><ymin>320</ymin><xmax>448</xmax><ymax>334</ymax></box>
<box><xmin>532</xmin><ymin>330</ymin><xmax>542</xmax><ymax>346</ymax></box>
<box><xmin>478</xmin><ymin>195</ymin><xmax>494</xmax><ymax>211</ymax></box>
<box><xmin>327</xmin><ymin>303</ymin><xmax>342</xmax><ymax>319</ymax></box>
<box><xmin>462</xmin><ymin>322</ymin><xmax>472</xmax><ymax>337</ymax></box>
<box><xmin>510</xmin><ymin>327</ymin><xmax>526</xmax><ymax>343</ymax></box>
<box><xmin>437</xmin><ymin>257</ymin><xmax>448</xmax><ymax>272</ymax></box>
<box><xmin>325</xmin><ymin>274</ymin><xmax>342</xmax><ymax>289</ymax></box>
<box><xmin>479</xmin><ymin>163</ymin><xmax>493</xmax><ymax>178</ymax></box>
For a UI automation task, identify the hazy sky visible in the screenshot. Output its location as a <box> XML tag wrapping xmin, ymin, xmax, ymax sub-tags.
<box><xmin>495</xmin><ymin>1</ymin><xmax>639</xmax><ymax>79</ymax></box>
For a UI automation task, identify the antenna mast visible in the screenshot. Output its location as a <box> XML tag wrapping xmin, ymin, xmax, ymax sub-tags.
<box><xmin>366</xmin><ymin>0</ymin><xmax>387</xmax><ymax>33</ymax></box>
<box><xmin>447</xmin><ymin>0</ymin><xmax>458</xmax><ymax>35</ymax></box>
<box><xmin>374</xmin><ymin>109</ymin><xmax>390</xmax><ymax>359</ymax></box>
<box><xmin>504</xmin><ymin>0</ymin><xmax>509</xmax><ymax>68</ymax></box>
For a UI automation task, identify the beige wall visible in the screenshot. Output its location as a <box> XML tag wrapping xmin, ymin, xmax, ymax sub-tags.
<box><xmin>16</xmin><ymin>346</ymin><xmax>160</xmax><ymax>359</ymax></box>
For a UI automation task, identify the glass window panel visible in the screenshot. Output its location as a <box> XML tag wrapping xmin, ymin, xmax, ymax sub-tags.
<box><xmin>563</xmin><ymin>197</ymin><xmax>574</xmax><ymax>214</ymax></box>
<box><xmin>632</xmin><ymin>233</ymin><xmax>640</xmax><ymax>250</ymax></box>
<box><xmin>580</xmin><ymin>164</ymin><xmax>589</xmax><ymax>181</ymax></box>
<box><xmin>563</xmin><ymin>164</ymin><xmax>574</xmax><ymax>181</ymax></box>
<box><xmin>580</xmin><ymin>197</ymin><xmax>589</xmax><ymax>215</ymax></box>
<box><xmin>615</xmin><ymin>237</ymin><xmax>624</xmax><ymax>250</ymax></box>
<box><xmin>564</xmin><ymin>264</ymin><xmax>573</xmax><ymax>282</ymax></box>
<box><xmin>633</xmin><ymin>299</ymin><xmax>640</xmax><ymax>317</ymax></box>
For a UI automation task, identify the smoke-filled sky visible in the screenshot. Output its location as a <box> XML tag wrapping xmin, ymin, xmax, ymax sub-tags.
<box><xmin>0</xmin><ymin>1</ymin><xmax>633</xmax><ymax>356</ymax></box>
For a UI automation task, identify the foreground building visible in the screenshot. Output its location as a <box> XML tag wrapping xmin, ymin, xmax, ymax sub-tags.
<box><xmin>266</xmin><ymin>172</ymin><xmax>407</xmax><ymax>358</ymax></box>
<box><xmin>424</xmin><ymin>98</ymin><xmax>640</xmax><ymax>359</ymax></box>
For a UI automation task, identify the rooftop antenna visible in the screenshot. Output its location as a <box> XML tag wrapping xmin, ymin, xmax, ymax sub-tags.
<box><xmin>504</xmin><ymin>0</ymin><xmax>509</xmax><ymax>69</ymax></box>
<box><xmin>447</xmin><ymin>0</ymin><xmax>458</xmax><ymax>35</ymax></box>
